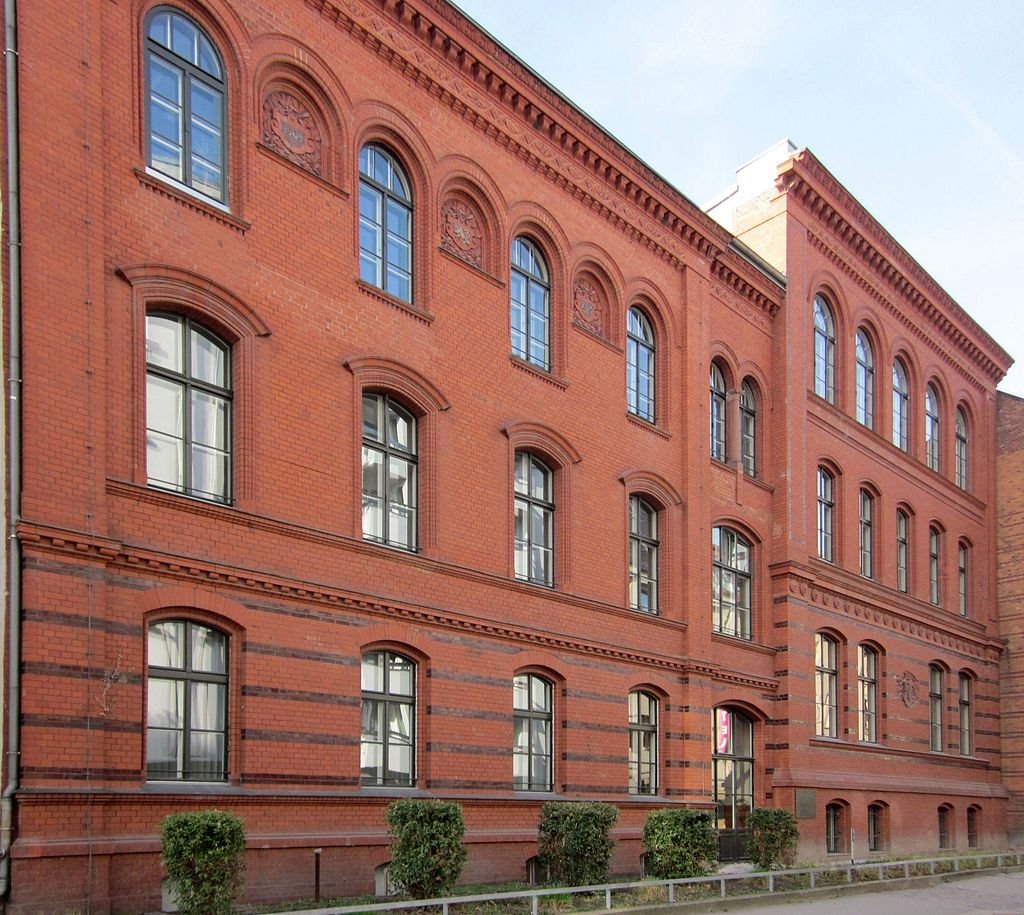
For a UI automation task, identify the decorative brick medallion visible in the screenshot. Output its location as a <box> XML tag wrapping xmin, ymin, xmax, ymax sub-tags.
<box><xmin>262</xmin><ymin>90</ymin><xmax>323</xmax><ymax>177</ymax></box>
<box><xmin>573</xmin><ymin>277</ymin><xmax>603</xmax><ymax>337</ymax></box>
<box><xmin>440</xmin><ymin>198</ymin><xmax>482</xmax><ymax>267</ymax></box>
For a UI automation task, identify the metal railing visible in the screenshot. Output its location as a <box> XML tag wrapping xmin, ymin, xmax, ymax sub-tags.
<box><xmin>271</xmin><ymin>850</ymin><xmax>1024</xmax><ymax>915</ymax></box>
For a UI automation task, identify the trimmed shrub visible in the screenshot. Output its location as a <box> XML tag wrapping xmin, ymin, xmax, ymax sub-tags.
<box><xmin>747</xmin><ymin>808</ymin><xmax>799</xmax><ymax>870</ymax></box>
<box><xmin>537</xmin><ymin>801</ymin><xmax>618</xmax><ymax>886</ymax></box>
<box><xmin>386</xmin><ymin>798</ymin><xmax>468</xmax><ymax>898</ymax></box>
<box><xmin>642</xmin><ymin>809</ymin><xmax>717</xmax><ymax>879</ymax></box>
<box><xmin>160</xmin><ymin>809</ymin><xmax>246</xmax><ymax>915</ymax></box>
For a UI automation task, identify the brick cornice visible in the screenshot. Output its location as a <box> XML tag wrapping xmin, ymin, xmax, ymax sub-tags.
<box><xmin>20</xmin><ymin>513</ymin><xmax>773</xmax><ymax>693</ymax></box>
<box><xmin>305</xmin><ymin>0</ymin><xmax>782</xmax><ymax>318</ymax></box>
<box><xmin>779</xmin><ymin>153</ymin><xmax>1011</xmax><ymax>384</ymax></box>
<box><xmin>772</xmin><ymin>565</ymin><xmax>1002</xmax><ymax>664</ymax></box>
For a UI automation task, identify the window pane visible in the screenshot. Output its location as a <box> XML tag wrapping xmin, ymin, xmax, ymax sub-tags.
<box><xmin>388</xmin><ymin>655</ymin><xmax>415</xmax><ymax>697</ymax></box>
<box><xmin>147</xmin><ymin>678</ymin><xmax>183</xmax><ymax>727</ymax></box>
<box><xmin>190</xmin><ymin>681</ymin><xmax>226</xmax><ymax>732</ymax></box>
<box><xmin>149</xmin><ymin>621</ymin><xmax>185</xmax><ymax>669</ymax></box>
<box><xmin>361</xmin><ymin>652</ymin><xmax>384</xmax><ymax>693</ymax></box>
<box><xmin>513</xmin><ymin>675</ymin><xmax>530</xmax><ymax>711</ymax></box>
<box><xmin>171</xmin><ymin>15</ymin><xmax>198</xmax><ymax>64</ymax></box>
<box><xmin>191</xmin><ymin>626</ymin><xmax>226</xmax><ymax>674</ymax></box>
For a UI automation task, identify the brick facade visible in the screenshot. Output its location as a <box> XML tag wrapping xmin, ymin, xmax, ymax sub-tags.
<box><xmin>2</xmin><ymin>0</ymin><xmax>1012</xmax><ymax>911</ymax></box>
<box><xmin>998</xmin><ymin>392</ymin><xmax>1024</xmax><ymax>845</ymax></box>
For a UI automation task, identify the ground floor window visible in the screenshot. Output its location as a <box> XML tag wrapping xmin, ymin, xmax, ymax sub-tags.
<box><xmin>826</xmin><ymin>802</ymin><xmax>847</xmax><ymax>854</ymax></box>
<box><xmin>713</xmin><ymin>708</ymin><xmax>753</xmax><ymax>831</ymax></box>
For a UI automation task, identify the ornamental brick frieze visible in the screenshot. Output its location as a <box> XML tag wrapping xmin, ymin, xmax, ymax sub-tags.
<box><xmin>572</xmin><ymin>276</ymin><xmax>604</xmax><ymax>336</ymax></box>
<box><xmin>261</xmin><ymin>90</ymin><xmax>323</xmax><ymax>177</ymax></box>
<box><xmin>306</xmin><ymin>1</ymin><xmax>767</xmax><ymax>286</ymax></box>
<box><xmin>710</xmin><ymin>283</ymin><xmax>772</xmax><ymax>333</ymax></box>
<box><xmin>784</xmin><ymin>574</ymin><xmax>999</xmax><ymax>662</ymax></box>
<box><xmin>439</xmin><ymin>198</ymin><xmax>482</xmax><ymax>267</ymax></box>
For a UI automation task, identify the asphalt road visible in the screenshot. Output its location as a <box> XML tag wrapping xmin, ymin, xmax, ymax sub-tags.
<box><xmin>717</xmin><ymin>870</ymin><xmax>1024</xmax><ymax>914</ymax></box>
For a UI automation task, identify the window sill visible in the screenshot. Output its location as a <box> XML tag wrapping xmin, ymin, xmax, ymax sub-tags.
<box><xmin>143</xmin><ymin>780</ymin><xmax>243</xmax><ymax>794</ymax></box>
<box><xmin>626</xmin><ymin>412</ymin><xmax>671</xmax><ymax>440</ymax></box>
<box><xmin>509</xmin><ymin>355</ymin><xmax>568</xmax><ymax>390</ymax></box>
<box><xmin>356</xmin><ymin>280</ymin><xmax>435</xmax><ymax>324</ymax></box>
<box><xmin>134</xmin><ymin>168</ymin><xmax>250</xmax><ymax>234</ymax></box>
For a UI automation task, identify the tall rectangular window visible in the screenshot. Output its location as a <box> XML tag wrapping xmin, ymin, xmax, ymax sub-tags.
<box><xmin>896</xmin><ymin>510</ymin><xmax>909</xmax><ymax>594</ymax></box>
<box><xmin>859</xmin><ymin>490</ymin><xmax>873</xmax><ymax>578</ymax></box>
<box><xmin>513</xmin><ymin>673</ymin><xmax>552</xmax><ymax>790</ymax></box>
<box><xmin>929</xmin><ymin>665</ymin><xmax>944</xmax><ymax>752</ymax></box>
<box><xmin>959</xmin><ymin>674</ymin><xmax>972</xmax><ymax>756</ymax></box>
<box><xmin>817</xmin><ymin>468</ymin><xmax>834</xmax><ymax>562</ymax></box>
<box><xmin>858</xmin><ymin>646</ymin><xmax>877</xmax><ymax>743</ymax></box>
<box><xmin>362</xmin><ymin>394</ymin><xmax>417</xmax><ymax>551</ymax></box>
<box><xmin>815</xmin><ymin>634</ymin><xmax>838</xmax><ymax>738</ymax></box>
<box><xmin>958</xmin><ymin>542</ymin><xmax>969</xmax><ymax>618</ymax></box>
<box><xmin>628</xmin><ymin>691</ymin><xmax>658</xmax><ymax>795</ymax></box>
<box><xmin>929</xmin><ymin>526</ymin><xmax>941</xmax><ymax>606</ymax></box>
<box><xmin>361</xmin><ymin>651</ymin><xmax>415</xmax><ymax>786</ymax></box>
<box><xmin>629</xmin><ymin>496</ymin><xmax>659</xmax><ymax>612</ymax></box>
<box><xmin>514</xmin><ymin>452</ymin><xmax>554</xmax><ymax>587</ymax></box>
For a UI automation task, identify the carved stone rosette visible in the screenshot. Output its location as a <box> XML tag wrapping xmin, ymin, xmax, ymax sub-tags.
<box><xmin>439</xmin><ymin>198</ymin><xmax>483</xmax><ymax>267</ymax></box>
<box><xmin>572</xmin><ymin>276</ymin><xmax>603</xmax><ymax>337</ymax></box>
<box><xmin>896</xmin><ymin>671</ymin><xmax>921</xmax><ymax>708</ymax></box>
<box><xmin>262</xmin><ymin>90</ymin><xmax>323</xmax><ymax>177</ymax></box>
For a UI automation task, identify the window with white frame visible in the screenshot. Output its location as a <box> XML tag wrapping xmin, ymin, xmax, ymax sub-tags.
<box><xmin>712</xmin><ymin>527</ymin><xmax>752</xmax><ymax>639</ymax></box>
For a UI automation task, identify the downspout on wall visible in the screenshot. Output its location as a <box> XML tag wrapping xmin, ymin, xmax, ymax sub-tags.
<box><xmin>1</xmin><ymin>0</ymin><xmax>22</xmax><ymax>896</ymax></box>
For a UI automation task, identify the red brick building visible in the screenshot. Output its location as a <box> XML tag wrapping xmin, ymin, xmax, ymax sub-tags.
<box><xmin>997</xmin><ymin>392</ymin><xmax>1024</xmax><ymax>846</ymax></box>
<box><xmin>0</xmin><ymin>0</ymin><xmax>1012</xmax><ymax>911</ymax></box>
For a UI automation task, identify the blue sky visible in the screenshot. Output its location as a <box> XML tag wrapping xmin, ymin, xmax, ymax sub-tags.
<box><xmin>453</xmin><ymin>0</ymin><xmax>1024</xmax><ymax>396</ymax></box>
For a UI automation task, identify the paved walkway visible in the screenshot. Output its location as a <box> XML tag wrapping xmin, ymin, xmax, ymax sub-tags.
<box><xmin>717</xmin><ymin>869</ymin><xmax>1024</xmax><ymax>914</ymax></box>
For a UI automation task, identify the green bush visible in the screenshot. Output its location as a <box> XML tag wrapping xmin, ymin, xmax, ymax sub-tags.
<box><xmin>386</xmin><ymin>799</ymin><xmax>468</xmax><ymax>898</ymax></box>
<box><xmin>160</xmin><ymin>809</ymin><xmax>246</xmax><ymax>915</ymax></box>
<box><xmin>747</xmin><ymin>808</ymin><xmax>799</xmax><ymax>870</ymax></box>
<box><xmin>642</xmin><ymin>808</ymin><xmax>717</xmax><ymax>879</ymax></box>
<box><xmin>537</xmin><ymin>802</ymin><xmax>618</xmax><ymax>886</ymax></box>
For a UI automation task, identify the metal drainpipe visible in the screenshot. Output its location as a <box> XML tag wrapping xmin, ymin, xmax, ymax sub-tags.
<box><xmin>1</xmin><ymin>0</ymin><xmax>23</xmax><ymax>896</ymax></box>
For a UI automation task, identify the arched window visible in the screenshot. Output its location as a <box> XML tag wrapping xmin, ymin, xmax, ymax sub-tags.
<box><xmin>815</xmin><ymin>633</ymin><xmax>838</xmax><ymax>738</ymax></box>
<box><xmin>626</xmin><ymin>307</ymin><xmax>655</xmax><ymax>422</ymax></box>
<box><xmin>967</xmin><ymin>806</ymin><xmax>981</xmax><ymax>848</ymax></box>
<box><xmin>896</xmin><ymin>509</ymin><xmax>909</xmax><ymax>593</ymax></box>
<box><xmin>712</xmin><ymin>527</ymin><xmax>752</xmax><ymax>639</ymax></box>
<box><xmin>359</xmin><ymin>144</ymin><xmax>413</xmax><ymax>302</ymax></box>
<box><xmin>511</xmin><ymin>237</ymin><xmax>550</xmax><ymax>370</ymax></box>
<box><xmin>826</xmin><ymin>802</ymin><xmax>847</xmax><ymax>854</ymax></box>
<box><xmin>925</xmin><ymin>384</ymin><xmax>941</xmax><ymax>471</ymax></box>
<box><xmin>817</xmin><ymin>467</ymin><xmax>834</xmax><ymax>562</ymax></box>
<box><xmin>955</xmin><ymin>409</ymin><xmax>969</xmax><ymax>489</ymax></box>
<box><xmin>628</xmin><ymin>691</ymin><xmax>658</xmax><ymax>795</ymax></box>
<box><xmin>513</xmin><ymin>673</ymin><xmax>553</xmax><ymax>791</ymax></box>
<box><xmin>710</xmin><ymin>363</ymin><xmax>727</xmax><ymax>462</ymax></box>
<box><xmin>929</xmin><ymin>525</ymin><xmax>941</xmax><ymax>606</ymax></box>
<box><xmin>938</xmin><ymin>804</ymin><xmax>954</xmax><ymax>849</ymax></box>
<box><xmin>146</xmin><ymin>313</ymin><xmax>231</xmax><ymax>503</ymax></box>
<box><xmin>813</xmin><ymin>295</ymin><xmax>836</xmax><ymax>402</ymax></box>
<box><xmin>713</xmin><ymin>709</ymin><xmax>754</xmax><ymax>839</ymax></box>
<box><xmin>147</xmin><ymin>620</ymin><xmax>228</xmax><ymax>781</ymax></box>
<box><xmin>145</xmin><ymin>8</ymin><xmax>226</xmax><ymax>202</ymax></box>
<box><xmin>858</xmin><ymin>645</ymin><xmax>878</xmax><ymax>743</ymax></box>
<box><xmin>892</xmin><ymin>359</ymin><xmax>910</xmax><ymax>451</ymax></box>
<box><xmin>959</xmin><ymin>673</ymin><xmax>972</xmax><ymax>756</ymax></box>
<box><xmin>959</xmin><ymin>541</ymin><xmax>969</xmax><ymax>617</ymax></box>
<box><xmin>629</xmin><ymin>496</ymin><xmax>659</xmax><ymax>613</ymax></box>
<box><xmin>514</xmin><ymin>452</ymin><xmax>554</xmax><ymax>586</ymax></box>
<box><xmin>361</xmin><ymin>650</ymin><xmax>416</xmax><ymax>786</ymax></box>
<box><xmin>868</xmin><ymin>803</ymin><xmax>887</xmax><ymax>852</ymax></box>
<box><xmin>362</xmin><ymin>393</ymin><xmax>417</xmax><ymax>551</ymax></box>
<box><xmin>855</xmin><ymin>330</ymin><xmax>874</xmax><ymax>428</ymax></box>
<box><xmin>740</xmin><ymin>381</ymin><xmax>757</xmax><ymax>476</ymax></box>
<box><xmin>929</xmin><ymin>664</ymin><xmax>944</xmax><ymax>752</ymax></box>
<box><xmin>859</xmin><ymin>489</ymin><xmax>874</xmax><ymax>578</ymax></box>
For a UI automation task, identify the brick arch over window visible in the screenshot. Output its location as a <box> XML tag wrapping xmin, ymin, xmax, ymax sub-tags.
<box><xmin>344</xmin><ymin>356</ymin><xmax>451</xmax><ymax>554</ymax></box>
<box><xmin>119</xmin><ymin>263</ymin><xmax>270</xmax><ymax>506</ymax></box>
